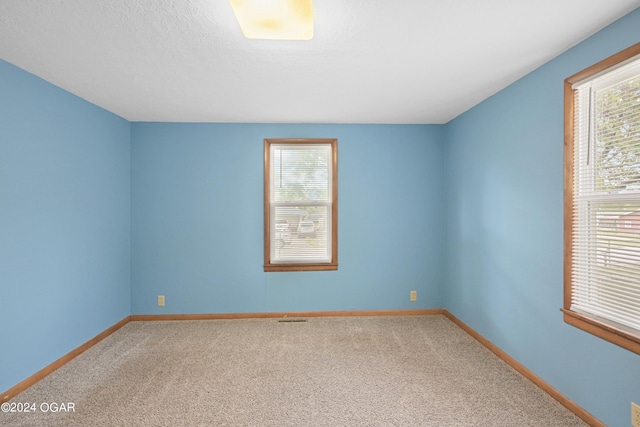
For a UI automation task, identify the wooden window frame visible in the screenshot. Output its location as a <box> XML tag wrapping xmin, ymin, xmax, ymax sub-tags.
<box><xmin>563</xmin><ymin>42</ymin><xmax>640</xmax><ymax>355</ymax></box>
<box><xmin>264</xmin><ymin>138</ymin><xmax>338</xmax><ymax>272</ymax></box>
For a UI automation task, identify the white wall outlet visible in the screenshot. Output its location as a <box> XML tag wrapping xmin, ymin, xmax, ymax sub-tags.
<box><xmin>158</xmin><ymin>295</ymin><xmax>165</xmax><ymax>307</ymax></box>
<box><xmin>632</xmin><ymin>402</ymin><xmax>640</xmax><ymax>427</ymax></box>
<box><xmin>410</xmin><ymin>291</ymin><xmax>417</xmax><ymax>302</ymax></box>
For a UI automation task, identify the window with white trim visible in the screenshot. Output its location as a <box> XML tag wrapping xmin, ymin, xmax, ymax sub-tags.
<box><xmin>264</xmin><ymin>139</ymin><xmax>337</xmax><ymax>272</ymax></box>
<box><xmin>564</xmin><ymin>43</ymin><xmax>640</xmax><ymax>354</ymax></box>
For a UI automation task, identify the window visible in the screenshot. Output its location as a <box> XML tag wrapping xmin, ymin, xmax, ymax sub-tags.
<box><xmin>564</xmin><ymin>42</ymin><xmax>640</xmax><ymax>354</ymax></box>
<box><xmin>264</xmin><ymin>138</ymin><xmax>337</xmax><ymax>271</ymax></box>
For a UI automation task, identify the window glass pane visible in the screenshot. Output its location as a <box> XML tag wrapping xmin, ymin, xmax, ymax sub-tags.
<box><xmin>594</xmin><ymin>75</ymin><xmax>640</xmax><ymax>192</ymax></box>
<box><xmin>271</xmin><ymin>144</ymin><xmax>331</xmax><ymax>203</ymax></box>
<box><xmin>572</xmin><ymin>200</ymin><xmax>640</xmax><ymax>330</ymax></box>
<box><xmin>271</xmin><ymin>205</ymin><xmax>330</xmax><ymax>263</ymax></box>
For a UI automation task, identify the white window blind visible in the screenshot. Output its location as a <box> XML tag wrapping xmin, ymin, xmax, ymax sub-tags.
<box><xmin>269</xmin><ymin>142</ymin><xmax>333</xmax><ymax>264</ymax></box>
<box><xmin>571</xmin><ymin>55</ymin><xmax>640</xmax><ymax>332</ymax></box>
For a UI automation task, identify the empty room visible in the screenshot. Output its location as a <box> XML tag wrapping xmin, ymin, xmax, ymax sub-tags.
<box><xmin>1</xmin><ymin>1</ymin><xmax>639</xmax><ymax>426</ymax></box>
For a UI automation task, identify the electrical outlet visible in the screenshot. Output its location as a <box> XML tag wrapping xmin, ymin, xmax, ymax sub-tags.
<box><xmin>410</xmin><ymin>291</ymin><xmax>417</xmax><ymax>302</ymax></box>
<box><xmin>632</xmin><ymin>402</ymin><xmax>640</xmax><ymax>427</ymax></box>
<box><xmin>157</xmin><ymin>295</ymin><xmax>165</xmax><ymax>307</ymax></box>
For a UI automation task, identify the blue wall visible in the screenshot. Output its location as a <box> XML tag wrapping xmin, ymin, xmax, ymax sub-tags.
<box><xmin>130</xmin><ymin>123</ymin><xmax>445</xmax><ymax>314</ymax></box>
<box><xmin>444</xmin><ymin>8</ymin><xmax>640</xmax><ymax>427</ymax></box>
<box><xmin>0</xmin><ymin>60</ymin><xmax>131</xmax><ymax>394</ymax></box>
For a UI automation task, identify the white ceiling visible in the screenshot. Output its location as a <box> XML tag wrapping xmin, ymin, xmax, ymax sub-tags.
<box><xmin>1</xmin><ymin>0</ymin><xmax>639</xmax><ymax>124</ymax></box>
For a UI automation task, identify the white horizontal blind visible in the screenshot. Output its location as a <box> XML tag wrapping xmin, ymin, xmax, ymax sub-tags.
<box><xmin>571</xmin><ymin>56</ymin><xmax>640</xmax><ymax>332</ymax></box>
<box><xmin>270</xmin><ymin>143</ymin><xmax>332</xmax><ymax>264</ymax></box>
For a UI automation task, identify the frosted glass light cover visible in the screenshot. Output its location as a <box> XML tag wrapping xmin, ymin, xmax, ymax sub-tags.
<box><xmin>230</xmin><ymin>0</ymin><xmax>314</xmax><ymax>40</ymax></box>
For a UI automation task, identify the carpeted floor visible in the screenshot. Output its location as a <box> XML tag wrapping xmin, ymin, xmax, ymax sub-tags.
<box><xmin>2</xmin><ymin>315</ymin><xmax>586</xmax><ymax>426</ymax></box>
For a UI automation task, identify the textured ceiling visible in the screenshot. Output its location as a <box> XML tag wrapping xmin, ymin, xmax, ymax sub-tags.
<box><xmin>1</xmin><ymin>0</ymin><xmax>639</xmax><ymax>124</ymax></box>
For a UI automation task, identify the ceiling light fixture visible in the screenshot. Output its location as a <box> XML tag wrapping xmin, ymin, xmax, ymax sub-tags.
<box><xmin>229</xmin><ymin>0</ymin><xmax>314</xmax><ymax>40</ymax></box>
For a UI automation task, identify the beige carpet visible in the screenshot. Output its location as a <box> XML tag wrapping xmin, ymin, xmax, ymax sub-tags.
<box><xmin>2</xmin><ymin>316</ymin><xmax>586</xmax><ymax>426</ymax></box>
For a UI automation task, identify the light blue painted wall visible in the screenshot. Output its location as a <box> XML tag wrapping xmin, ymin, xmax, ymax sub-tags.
<box><xmin>130</xmin><ymin>123</ymin><xmax>445</xmax><ymax>314</ymax></box>
<box><xmin>0</xmin><ymin>60</ymin><xmax>131</xmax><ymax>394</ymax></box>
<box><xmin>444</xmin><ymin>9</ymin><xmax>640</xmax><ymax>427</ymax></box>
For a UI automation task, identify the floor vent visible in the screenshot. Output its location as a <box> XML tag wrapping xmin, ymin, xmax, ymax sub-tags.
<box><xmin>278</xmin><ymin>319</ymin><xmax>308</xmax><ymax>323</ymax></box>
